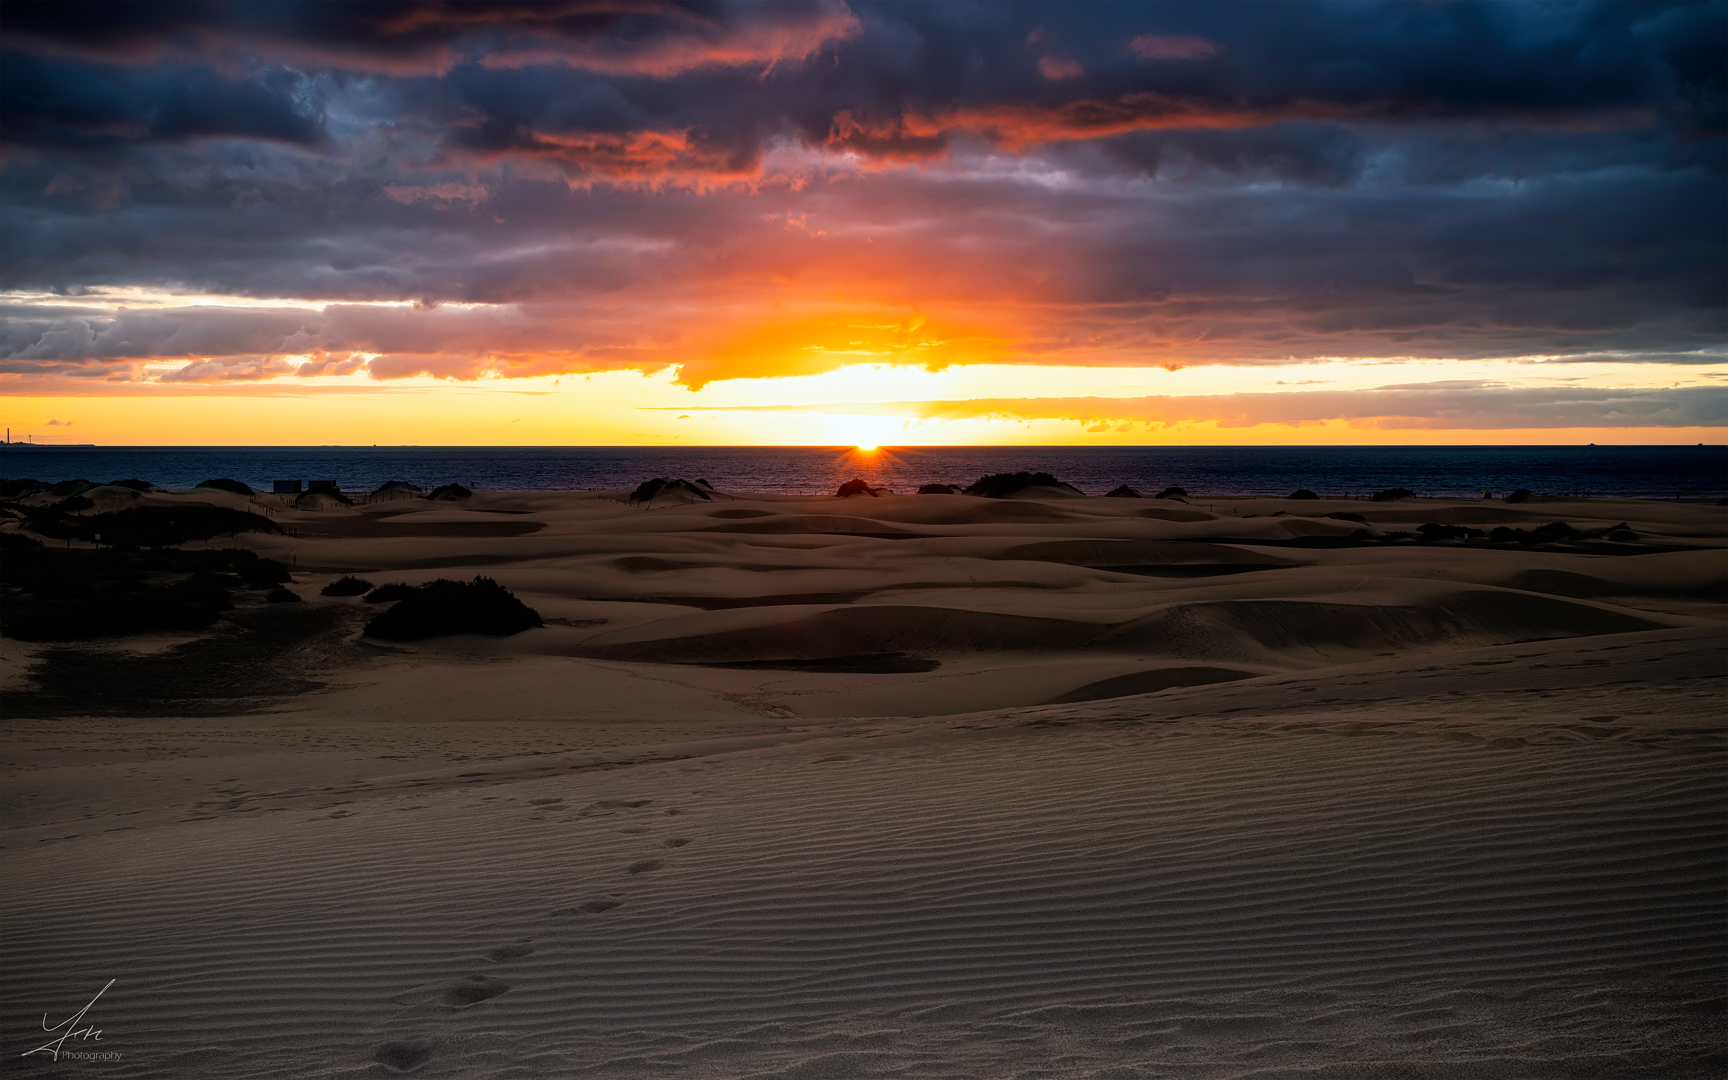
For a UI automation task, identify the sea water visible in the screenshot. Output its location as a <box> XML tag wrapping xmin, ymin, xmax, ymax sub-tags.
<box><xmin>1</xmin><ymin>445</ymin><xmax>1723</xmax><ymax>500</ymax></box>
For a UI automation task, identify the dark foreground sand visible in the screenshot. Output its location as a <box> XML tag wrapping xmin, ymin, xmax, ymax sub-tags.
<box><xmin>3</xmin><ymin>485</ymin><xmax>1724</xmax><ymax>1078</ymax></box>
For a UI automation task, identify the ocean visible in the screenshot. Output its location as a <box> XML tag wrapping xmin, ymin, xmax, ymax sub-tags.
<box><xmin>1</xmin><ymin>445</ymin><xmax>1723</xmax><ymax>500</ymax></box>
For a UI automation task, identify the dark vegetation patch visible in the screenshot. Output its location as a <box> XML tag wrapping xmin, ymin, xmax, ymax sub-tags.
<box><xmin>1417</xmin><ymin>523</ymin><xmax>1484</xmax><ymax>542</ymax></box>
<box><xmin>835</xmin><ymin>478</ymin><xmax>883</xmax><ymax>497</ymax></box>
<box><xmin>1155</xmin><ymin>487</ymin><xmax>1187</xmax><ymax>500</ymax></box>
<box><xmin>363</xmin><ymin>582</ymin><xmax>419</xmax><ymax>604</ymax></box>
<box><xmin>363</xmin><ymin>576</ymin><xmax>542</xmax><ymax>640</ymax></box>
<box><xmin>1371</xmin><ymin>488</ymin><xmax>1416</xmax><ymax>502</ymax></box>
<box><xmin>1489</xmin><ymin>521</ymin><xmax>1584</xmax><ymax>545</ymax></box>
<box><xmin>688</xmin><ymin>652</ymin><xmax>940</xmax><ymax>674</ymax></box>
<box><xmin>108</xmin><ymin>478</ymin><xmax>161</xmax><ymax>492</ymax></box>
<box><xmin>1506</xmin><ymin>489</ymin><xmax>1534</xmax><ymax>503</ymax></box>
<box><xmin>1105</xmin><ymin>485</ymin><xmax>1142</xmax><ymax>498</ymax></box>
<box><xmin>964</xmin><ymin>472</ymin><xmax>1083</xmax><ymax>497</ymax></box>
<box><xmin>629</xmin><ymin>477</ymin><xmax>711</xmax><ymax>502</ymax></box>
<box><xmin>321</xmin><ymin>576</ymin><xmax>375</xmax><ymax>596</ymax></box>
<box><xmin>429</xmin><ymin>483</ymin><xmax>473</xmax><ymax>500</ymax></box>
<box><xmin>265</xmin><ymin>587</ymin><xmax>303</xmax><ymax>603</ymax></box>
<box><xmin>8</xmin><ymin>503</ymin><xmax>281</xmax><ymax>546</ymax></box>
<box><xmin>2</xmin><ymin>534</ymin><xmax>292</xmax><ymax>641</ymax></box>
<box><xmin>373</xmin><ymin>480</ymin><xmax>423</xmax><ymax>495</ymax></box>
<box><xmin>917</xmin><ymin>484</ymin><xmax>961</xmax><ymax>495</ymax></box>
<box><xmin>197</xmin><ymin>478</ymin><xmax>254</xmax><ymax>496</ymax></box>
<box><xmin>1289</xmin><ymin>489</ymin><xmax>1318</xmax><ymax>500</ymax></box>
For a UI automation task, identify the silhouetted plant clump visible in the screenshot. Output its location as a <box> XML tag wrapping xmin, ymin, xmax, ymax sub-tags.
<box><xmin>107</xmin><ymin>478</ymin><xmax>160</xmax><ymax>492</ymax></box>
<box><xmin>363</xmin><ymin>576</ymin><xmax>542</xmax><ymax>640</ymax></box>
<box><xmin>1105</xmin><ymin>485</ymin><xmax>1142</xmax><ymax>498</ymax></box>
<box><xmin>1155</xmin><ymin>487</ymin><xmax>1187</xmax><ymax>500</ymax></box>
<box><xmin>835</xmin><ymin>479</ymin><xmax>880</xmax><ymax>497</ymax></box>
<box><xmin>429</xmin><ymin>483</ymin><xmax>473</xmax><ymax>500</ymax></box>
<box><xmin>1488</xmin><ymin>521</ymin><xmax>1585</xmax><ymax>545</ymax></box>
<box><xmin>917</xmin><ymin>483</ymin><xmax>961</xmax><ymax>495</ymax></box>
<box><xmin>321</xmin><ymin>576</ymin><xmax>375</xmax><ymax>597</ymax></box>
<box><xmin>1289</xmin><ymin>489</ymin><xmax>1318</xmax><ymax>500</ymax></box>
<box><xmin>1505</xmin><ymin>488</ymin><xmax>1533</xmax><ymax>503</ymax></box>
<box><xmin>265</xmin><ymin>587</ymin><xmax>303</xmax><ymax>603</ymax></box>
<box><xmin>1417</xmin><ymin>523</ymin><xmax>1483</xmax><ymax>542</ymax></box>
<box><xmin>372</xmin><ymin>480</ymin><xmax>423</xmax><ymax>495</ymax></box>
<box><xmin>16</xmin><ymin>505</ymin><xmax>282</xmax><ymax>547</ymax></box>
<box><xmin>629</xmin><ymin>478</ymin><xmax>710</xmax><ymax>502</ymax></box>
<box><xmin>0</xmin><ymin>537</ymin><xmax>299</xmax><ymax>641</ymax></box>
<box><xmin>363</xmin><ymin>582</ymin><xmax>419</xmax><ymax>604</ymax></box>
<box><xmin>1371</xmin><ymin>488</ymin><xmax>1416</xmax><ymax>502</ymax></box>
<box><xmin>54</xmin><ymin>495</ymin><xmax>94</xmax><ymax>512</ymax></box>
<box><xmin>197</xmin><ymin>478</ymin><xmax>254</xmax><ymax>496</ymax></box>
<box><xmin>0</xmin><ymin>478</ymin><xmax>46</xmax><ymax>497</ymax></box>
<box><xmin>964</xmin><ymin>472</ymin><xmax>1082</xmax><ymax>498</ymax></box>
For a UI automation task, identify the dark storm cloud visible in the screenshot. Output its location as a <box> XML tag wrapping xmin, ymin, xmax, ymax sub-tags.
<box><xmin>0</xmin><ymin>0</ymin><xmax>1722</xmax><ymax>388</ymax></box>
<box><xmin>0</xmin><ymin>52</ymin><xmax>324</xmax><ymax>150</ymax></box>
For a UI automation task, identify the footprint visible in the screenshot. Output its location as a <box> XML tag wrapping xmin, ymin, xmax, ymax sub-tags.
<box><xmin>391</xmin><ymin>975</ymin><xmax>510</xmax><ymax>1009</ymax></box>
<box><xmin>662</xmin><ymin>837</ymin><xmax>690</xmax><ymax>848</ymax></box>
<box><xmin>627</xmin><ymin>859</ymin><xmax>664</xmax><ymax>874</ymax></box>
<box><xmin>593</xmin><ymin>799</ymin><xmax>652</xmax><ymax>809</ymax></box>
<box><xmin>327</xmin><ymin>809</ymin><xmax>356</xmax><ymax>819</ymax></box>
<box><xmin>484</xmin><ymin>941</ymin><xmax>535</xmax><ymax>962</ymax></box>
<box><xmin>372</xmin><ymin>1040</ymin><xmax>434</xmax><ymax>1073</ymax></box>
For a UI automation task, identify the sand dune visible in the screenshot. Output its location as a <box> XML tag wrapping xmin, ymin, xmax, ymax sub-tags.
<box><xmin>2</xmin><ymin>487</ymin><xmax>1723</xmax><ymax>1077</ymax></box>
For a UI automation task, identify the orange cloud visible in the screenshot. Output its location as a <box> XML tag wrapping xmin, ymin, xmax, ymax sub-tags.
<box><xmin>674</xmin><ymin>309</ymin><xmax>1015</xmax><ymax>389</ymax></box>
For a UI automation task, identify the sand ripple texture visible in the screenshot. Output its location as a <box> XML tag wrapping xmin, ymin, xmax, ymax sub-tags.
<box><xmin>5</xmin><ymin>660</ymin><xmax>1725</xmax><ymax>1078</ymax></box>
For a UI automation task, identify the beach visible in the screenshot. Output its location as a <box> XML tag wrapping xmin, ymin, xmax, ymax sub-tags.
<box><xmin>3</xmin><ymin>482</ymin><xmax>1724</xmax><ymax>1078</ymax></box>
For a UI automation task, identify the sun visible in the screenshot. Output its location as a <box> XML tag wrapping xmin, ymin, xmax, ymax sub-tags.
<box><xmin>822</xmin><ymin>414</ymin><xmax>899</xmax><ymax>453</ymax></box>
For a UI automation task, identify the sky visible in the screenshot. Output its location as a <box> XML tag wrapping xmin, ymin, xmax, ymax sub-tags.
<box><xmin>1</xmin><ymin>0</ymin><xmax>1724</xmax><ymax>447</ymax></box>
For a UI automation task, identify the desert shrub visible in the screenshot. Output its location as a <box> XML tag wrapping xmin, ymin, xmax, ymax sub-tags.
<box><xmin>1607</xmin><ymin>528</ymin><xmax>1639</xmax><ymax>542</ymax></box>
<box><xmin>372</xmin><ymin>480</ymin><xmax>423</xmax><ymax>495</ymax></box>
<box><xmin>265</xmin><ymin>587</ymin><xmax>303</xmax><ymax>603</ymax></box>
<box><xmin>964</xmin><ymin>472</ymin><xmax>1082</xmax><ymax>498</ymax></box>
<box><xmin>1488</xmin><ymin>522</ymin><xmax>1583</xmax><ymax>545</ymax></box>
<box><xmin>1416</xmin><ymin>523</ymin><xmax>1481</xmax><ymax>542</ymax></box>
<box><xmin>428</xmin><ymin>483</ymin><xmax>473</xmax><ymax>500</ymax></box>
<box><xmin>1155</xmin><ymin>487</ymin><xmax>1187</xmax><ymax>499</ymax></box>
<box><xmin>835</xmin><ymin>479</ymin><xmax>878</xmax><ymax>497</ymax></box>
<box><xmin>1504</xmin><ymin>488</ymin><xmax>1533</xmax><ymax>503</ymax></box>
<box><xmin>363</xmin><ymin>582</ymin><xmax>419</xmax><ymax>604</ymax></box>
<box><xmin>320</xmin><ymin>576</ymin><xmax>375</xmax><ymax>596</ymax></box>
<box><xmin>0</xmin><ymin>478</ymin><xmax>44</xmax><ymax>497</ymax></box>
<box><xmin>54</xmin><ymin>495</ymin><xmax>94</xmax><ymax>512</ymax></box>
<box><xmin>1371</xmin><ymin>488</ymin><xmax>1416</xmax><ymax>502</ymax></box>
<box><xmin>49</xmin><ymin>479</ymin><xmax>97</xmax><ymax>497</ymax></box>
<box><xmin>197</xmin><ymin>478</ymin><xmax>254</xmax><ymax>496</ymax></box>
<box><xmin>1105</xmin><ymin>485</ymin><xmax>1142</xmax><ymax>498</ymax></box>
<box><xmin>1289</xmin><ymin>489</ymin><xmax>1318</xmax><ymax>500</ymax></box>
<box><xmin>917</xmin><ymin>484</ymin><xmax>960</xmax><ymax>495</ymax></box>
<box><xmin>363</xmin><ymin>576</ymin><xmax>542</xmax><ymax>640</ymax></box>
